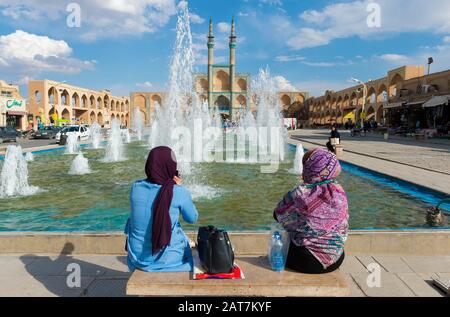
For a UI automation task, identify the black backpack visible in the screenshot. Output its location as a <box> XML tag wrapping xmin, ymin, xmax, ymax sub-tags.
<box><xmin>197</xmin><ymin>226</ymin><xmax>234</xmax><ymax>274</ymax></box>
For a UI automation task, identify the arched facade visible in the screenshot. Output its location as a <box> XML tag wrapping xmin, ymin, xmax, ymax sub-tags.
<box><xmin>27</xmin><ymin>80</ymin><xmax>130</xmax><ymax>127</ymax></box>
<box><xmin>307</xmin><ymin>66</ymin><xmax>428</xmax><ymax>127</ymax></box>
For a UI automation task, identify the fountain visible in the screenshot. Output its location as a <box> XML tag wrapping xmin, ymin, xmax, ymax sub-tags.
<box><xmin>24</xmin><ymin>152</ymin><xmax>34</xmax><ymax>162</ymax></box>
<box><xmin>65</xmin><ymin>134</ymin><xmax>80</xmax><ymax>154</ymax></box>
<box><xmin>123</xmin><ymin>128</ymin><xmax>131</xmax><ymax>144</ymax></box>
<box><xmin>250</xmin><ymin>67</ymin><xmax>286</xmax><ymax>163</ymax></box>
<box><xmin>103</xmin><ymin>119</ymin><xmax>125</xmax><ymax>162</ymax></box>
<box><xmin>90</xmin><ymin>122</ymin><xmax>102</xmax><ymax>149</ymax></box>
<box><xmin>131</xmin><ymin>107</ymin><xmax>144</xmax><ymax>141</ymax></box>
<box><xmin>289</xmin><ymin>144</ymin><xmax>304</xmax><ymax>175</ymax></box>
<box><xmin>0</xmin><ymin>145</ymin><xmax>39</xmax><ymax>198</ymax></box>
<box><xmin>0</xmin><ymin>1</ymin><xmax>448</xmax><ymax>232</ymax></box>
<box><xmin>146</xmin><ymin>1</ymin><xmax>286</xmax><ymax>176</ymax></box>
<box><xmin>69</xmin><ymin>152</ymin><xmax>91</xmax><ymax>175</ymax></box>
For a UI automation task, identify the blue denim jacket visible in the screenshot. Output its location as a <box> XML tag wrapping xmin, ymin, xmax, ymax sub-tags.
<box><xmin>124</xmin><ymin>180</ymin><xmax>198</xmax><ymax>272</ymax></box>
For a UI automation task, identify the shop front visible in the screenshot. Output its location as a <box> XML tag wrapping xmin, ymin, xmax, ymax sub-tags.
<box><xmin>0</xmin><ymin>97</ymin><xmax>27</xmax><ymax>130</ymax></box>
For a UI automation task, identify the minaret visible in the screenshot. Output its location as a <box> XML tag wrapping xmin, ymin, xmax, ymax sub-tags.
<box><xmin>229</xmin><ymin>16</ymin><xmax>236</xmax><ymax>117</ymax></box>
<box><xmin>207</xmin><ymin>17</ymin><xmax>214</xmax><ymax>108</ymax></box>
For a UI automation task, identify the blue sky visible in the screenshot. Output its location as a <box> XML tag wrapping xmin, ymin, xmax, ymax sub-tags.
<box><xmin>0</xmin><ymin>0</ymin><xmax>449</xmax><ymax>98</ymax></box>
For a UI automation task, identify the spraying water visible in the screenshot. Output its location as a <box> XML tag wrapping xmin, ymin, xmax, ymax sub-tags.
<box><xmin>0</xmin><ymin>145</ymin><xmax>40</xmax><ymax>198</ymax></box>
<box><xmin>103</xmin><ymin>119</ymin><xmax>125</xmax><ymax>162</ymax></box>
<box><xmin>250</xmin><ymin>67</ymin><xmax>286</xmax><ymax>162</ymax></box>
<box><xmin>24</xmin><ymin>152</ymin><xmax>34</xmax><ymax>162</ymax></box>
<box><xmin>69</xmin><ymin>152</ymin><xmax>91</xmax><ymax>175</ymax></box>
<box><xmin>149</xmin><ymin>2</ymin><xmax>222</xmax><ymax>174</ymax></box>
<box><xmin>289</xmin><ymin>144</ymin><xmax>304</xmax><ymax>175</ymax></box>
<box><xmin>146</xmin><ymin>2</ymin><xmax>285</xmax><ymax>194</ymax></box>
<box><xmin>132</xmin><ymin>107</ymin><xmax>144</xmax><ymax>141</ymax></box>
<box><xmin>124</xmin><ymin>128</ymin><xmax>131</xmax><ymax>144</ymax></box>
<box><xmin>65</xmin><ymin>134</ymin><xmax>80</xmax><ymax>154</ymax></box>
<box><xmin>90</xmin><ymin>122</ymin><xmax>102</xmax><ymax>149</ymax></box>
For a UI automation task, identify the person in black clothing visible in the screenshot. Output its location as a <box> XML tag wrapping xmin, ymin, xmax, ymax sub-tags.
<box><xmin>326</xmin><ymin>124</ymin><xmax>340</xmax><ymax>153</ymax></box>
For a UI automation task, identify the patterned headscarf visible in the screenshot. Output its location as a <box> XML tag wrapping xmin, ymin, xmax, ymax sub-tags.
<box><xmin>302</xmin><ymin>148</ymin><xmax>342</xmax><ymax>184</ymax></box>
<box><xmin>274</xmin><ymin>147</ymin><xmax>348</xmax><ymax>263</ymax></box>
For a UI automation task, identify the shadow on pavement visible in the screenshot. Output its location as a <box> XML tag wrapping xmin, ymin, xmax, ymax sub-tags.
<box><xmin>20</xmin><ymin>242</ymin><xmax>130</xmax><ymax>297</ymax></box>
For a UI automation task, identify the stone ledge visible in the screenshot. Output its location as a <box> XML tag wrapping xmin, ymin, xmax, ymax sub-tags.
<box><xmin>126</xmin><ymin>256</ymin><xmax>350</xmax><ymax>297</ymax></box>
<box><xmin>0</xmin><ymin>231</ymin><xmax>449</xmax><ymax>256</ymax></box>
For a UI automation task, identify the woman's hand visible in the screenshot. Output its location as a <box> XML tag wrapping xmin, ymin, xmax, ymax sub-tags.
<box><xmin>173</xmin><ymin>175</ymin><xmax>183</xmax><ymax>185</ymax></box>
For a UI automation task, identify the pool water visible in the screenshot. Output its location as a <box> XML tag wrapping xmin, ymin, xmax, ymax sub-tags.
<box><xmin>0</xmin><ymin>142</ymin><xmax>448</xmax><ymax>231</ymax></box>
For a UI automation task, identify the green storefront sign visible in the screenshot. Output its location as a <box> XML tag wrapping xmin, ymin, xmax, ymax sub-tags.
<box><xmin>6</xmin><ymin>99</ymin><xmax>24</xmax><ymax>108</ymax></box>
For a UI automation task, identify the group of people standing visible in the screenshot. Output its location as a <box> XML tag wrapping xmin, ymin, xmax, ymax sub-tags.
<box><xmin>124</xmin><ymin>145</ymin><xmax>349</xmax><ymax>275</ymax></box>
<box><xmin>344</xmin><ymin>118</ymin><xmax>378</xmax><ymax>132</ymax></box>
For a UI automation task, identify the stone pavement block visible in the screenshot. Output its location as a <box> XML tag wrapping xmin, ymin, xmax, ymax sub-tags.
<box><xmin>74</xmin><ymin>255</ymin><xmax>130</xmax><ymax>277</ymax></box>
<box><xmin>340</xmin><ymin>256</ymin><xmax>368</xmax><ymax>273</ymax></box>
<box><xmin>397</xmin><ymin>273</ymin><xmax>443</xmax><ymax>297</ymax></box>
<box><xmin>23</xmin><ymin>256</ymin><xmax>70</xmax><ymax>276</ymax></box>
<box><xmin>36</xmin><ymin>276</ymin><xmax>95</xmax><ymax>297</ymax></box>
<box><xmin>0</xmin><ymin>256</ymin><xmax>38</xmax><ymax>276</ymax></box>
<box><xmin>402</xmin><ymin>256</ymin><xmax>450</xmax><ymax>273</ymax></box>
<box><xmin>24</xmin><ymin>256</ymin><xmax>108</xmax><ymax>277</ymax></box>
<box><xmin>0</xmin><ymin>275</ymin><xmax>46</xmax><ymax>297</ymax></box>
<box><xmin>127</xmin><ymin>256</ymin><xmax>350</xmax><ymax>297</ymax></box>
<box><xmin>355</xmin><ymin>255</ymin><xmax>386</xmax><ymax>271</ymax></box>
<box><xmin>351</xmin><ymin>272</ymin><xmax>415</xmax><ymax>297</ymax></box>
<box><xmin>0</xmin><ymin>275</ymin><xmax>94</xmax><ymax>297</ymax></box>
<box><xmin>344</xmin><ymin>274</ymin><xmax>365</xmax><ymax>297</ymax></box>
<box><xmin>437</xmin><ymin>273</ymin><xmax>450</xmax><ymax>281</ymax></box>
<box><xmin>84</xmin><ymin>278</ymin><xmax>128</xmax><ymax>297</ymax></box>
<box><xmin>373</xmin><ymin>256</ymin><xmax>413</xmax><ymax>273</ymax></box>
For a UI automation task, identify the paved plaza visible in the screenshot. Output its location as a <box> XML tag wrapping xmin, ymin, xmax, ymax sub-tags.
<box><xmin>289</xmin><ymin>129</ymin><xmax>450</xmax><ymax>195</ymax></box>
<box><xmin>0</xmin><ymin>138</ymin><xmax>59</xmax><ymax>155</ymax></box>
<box><xmin>0</xmin><ymin>253</ymin><xmax>448</xmax><ymax>297</ymax></box>
<box><xmin>0</xmin><ymin>131</ymin><xmax>449</xmax><ymax>296</ymax></box>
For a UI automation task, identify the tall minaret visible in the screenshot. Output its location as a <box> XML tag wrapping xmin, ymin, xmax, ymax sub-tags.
<box><xmin>207</xmin><ymin>17</ymin><xmax>214</xmax><ymax>108</ymax></box>
<box><xmin>229</xmin><ymin>16</ymin><xmax>236</xmax><ymax>116</ymax></box>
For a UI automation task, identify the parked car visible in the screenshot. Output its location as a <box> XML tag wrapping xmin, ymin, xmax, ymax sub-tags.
<box><xmin>0</xmin><ymin>126</ymin><xmax>19</xmax><ymax>143</ymax></box>
<box><xmin>31</xmin><ymin>126</ymin><xmax>62</xmax><ymax>139</ymax></box>
<box><xmin>120</xmin><ymin>125</ymin><xmax>130</xmax><ymax>137</ymax></box>
<box><xmin>56</xmin><ymin>125</ymin><xmax>90</xmax><ymax>144</ymax></box>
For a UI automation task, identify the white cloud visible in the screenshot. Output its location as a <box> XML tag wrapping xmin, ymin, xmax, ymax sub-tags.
<box><xmin>294</xmin><ymin>79</ymin><xmax>350</xmax><ymax>97</ymax></box>
<box><xmin>288</xmin><ymin>0</ymin><xmax>450</xmax><ymax>50</ymax></box>
<box><xmin>190</xmin><ymin>12</ymin><xmax>204</xmax><ymax>24</ymax></box>
<box><xmin>0</xmin><ymin>0</ymin><xmax>179</xmax><ymax>41</ymax></box>
<box><xmin>376</xmin><ymin>44</ymin><xmax>450</xmax><ymax>71</ymax></box>
<box><xmin>0</xmin><ymin>30</ymin><xmax>94</xmax><ymax>76</ymax></box>
<box><xmin>444</xmin><ymin>36</ymin><xmax>450</xmax><ymax>44</ymax></box>
<box><xmin>274</xmin><ymin>55</ymin><xmax>305</xmax><ymax>62</ymax></box>
<box><xmin>377</xmin><ymin>54</ymin><xmax>409</xmax><ymax>62</ymax></box>
<box><xmin>238</xmin><ymin>11</ymin><xmax>249</xmax><ymax>17</ymax></box>
<box><xmin>136</xmin><ymin>81</ymin><xmax>153</xmax><ymax>88</ymax></box>
<box><xmin>217</xmin><ymin>22</ymin><xmax>231</xmax><ymax>34</ymax></box>
<box><xmin>301</xmin><ymin>61</ymin><xmax>337</xmax><ymax>67</ymax></box>
<box><xmin>273</xmin><ymin>76</ymin><xmax>297</xmax><ymax>92</ymax></box>
<box><xmin>259</xmin><ymin>0</ymin><xmax>282</xmax><ymax>6</ymax></box>
<box><xmin>193</xmin><ymin>49</ymin><xmax>226</xmax><ymax>65</ymax></box>
<box><xmin>287</xmin><ymin>28</ymin><xmax>330</xmax><ymax>49</ymax></box>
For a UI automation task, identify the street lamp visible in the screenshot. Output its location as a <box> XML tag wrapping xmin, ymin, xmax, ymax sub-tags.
<box><xmin>427</xmin><ymin>57</ymin><xmax>433</xmax><ymax>76</ymax></box>
<box><xmin>350</xmin><ymin>77</ymin><xmax>367</xmax><ymax>128</ymax></box>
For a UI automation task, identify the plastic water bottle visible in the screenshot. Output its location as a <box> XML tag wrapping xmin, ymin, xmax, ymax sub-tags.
<box><xmin>270</xmin><ymin>231</ymin><xmax>285</xmax><ymax>272</ymax></box>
